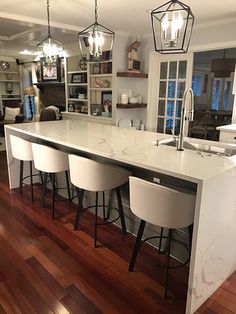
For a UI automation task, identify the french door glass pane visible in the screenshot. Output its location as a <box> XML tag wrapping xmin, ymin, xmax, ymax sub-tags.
<box><xmin>176</xmin><ymin>100</ymin><xmax>182</xmax><ymax>118</ymax></box>
<box><xmin>158</xmin><ymin>100</ymin><xmax>165</xmax><ymax>116</ymax></box>
<box><xmin>178</xmin><ymin>61</ymin><xmax>187</xmax><ymax>79</ymax></box>
<box><xmin>157</xmin><ymin>117</ymin><xmax>165</xmax><ymax>133</ymax></box>
<box><xmin>166</xmin><ymin>119</ymin><xmax>175</xmax><ymax>134</ymax></box>
<box><xmin>166</xmin><ymin>101</ymin><xmax>175</xmax><ymax>117</ymax></box>
<box><xmin>159</xmin><ymin>81</ymin><xmax>167</xmax><ymax>98</ymax></box>
<box><xmin>177</xmin><ymin>81</ymin><xmax>186</xmax><ymax>98</ymax></box>
<box><xmin>168</xmin><ymin>81</ymin><xmax>176</xmax><ymax>98</ymax></box>
<box><xmin>169</xmin><ymin>62</ymin><xmax>177</xmax><ymax>79</ymax></box>
<box><xmin>160</xmin><ymin>62</ymin><xmax>168</xmax><ymax>79</ymax></box>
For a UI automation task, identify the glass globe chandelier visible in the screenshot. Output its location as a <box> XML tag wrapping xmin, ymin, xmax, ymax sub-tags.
<box><xmin>36</xmin><ymin>0</ymin><xmax>63</xmax><ymax>65</ymax></box>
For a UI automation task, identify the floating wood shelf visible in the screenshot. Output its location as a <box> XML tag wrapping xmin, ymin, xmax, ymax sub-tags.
<box><xmin>117</xmin><ymin>72</ymin><xmax>148</xmax><ymax>78</ymax></box>
<box><xmin>116</xmin><ymin>103</ymin><xmax>147</xmax><ymax>109</ymax></box>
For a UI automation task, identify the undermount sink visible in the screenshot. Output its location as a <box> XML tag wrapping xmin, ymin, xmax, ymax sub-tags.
<box><xmin>156</xmin><ymin>139</ymin><xmax>236</xmax><ymax>157</ymax></box>
<box><xmin>164</xmin><ymin>140</ymin><xmax>197</xmax><ymax>151</ymax></box>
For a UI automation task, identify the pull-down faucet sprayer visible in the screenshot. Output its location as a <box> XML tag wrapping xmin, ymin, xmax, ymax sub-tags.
<box><xmin>177</xmin><ymin>88</ymin><xmax>194</xmax><ymax>151</ymax></box>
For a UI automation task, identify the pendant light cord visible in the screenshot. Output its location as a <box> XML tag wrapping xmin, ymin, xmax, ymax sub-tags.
<box><xmin>95</xmin><ymin>0</ymin><xmax>98</xmax><ymax>23</ymax></box>
<box><xmin>47</xmin><ymin>0</ymin><xmax>51</xmax><ymax>37</ymax></box>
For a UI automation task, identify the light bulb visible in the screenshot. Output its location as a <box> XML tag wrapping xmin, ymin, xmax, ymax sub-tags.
<box><xmin>176</xmin><ymin>12</ymin><xmax>183</xmax><ymax>30</ymax></box>
<box><xmin>161</xmin><ymin>13</ymin><xmax>169</xmax><ymax>39</ymax></box>
<box><xmin>88</xmin><ymin>31</ymin><xmax>105</xmax><ymax>57</ymax></box>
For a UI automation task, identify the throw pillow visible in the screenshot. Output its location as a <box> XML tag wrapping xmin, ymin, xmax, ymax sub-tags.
<box><xmin>4</xmin><ymin>107</ymin><xmax>20</xmax><ymax>121</ymax></box>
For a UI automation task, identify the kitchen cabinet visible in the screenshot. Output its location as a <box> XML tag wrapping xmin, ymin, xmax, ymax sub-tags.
<box><xmin>217</xmin><ymin>124</ymin><xmax>236</xmax><ymax>142</ymax></box>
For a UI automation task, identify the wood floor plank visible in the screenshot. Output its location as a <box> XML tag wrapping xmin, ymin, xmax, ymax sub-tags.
<box><xmin>0</xmin><ymin>282</ymin><xmax>22</xmax><ymax>314</ymax></box>
<box><xmin>1</xmin><ymin>151</ymin><xmax>236</xmax><ymax>314</ymax></box>
<box><xmin>65</xmin><ymin>284</ymin><xmax>101</xmax><ymax>314</ymax></box>
<box><xmin>27</xmin><ymin>257</ymin><xmax>69</xmax><ymax>300</ymax></box>
<box><xmin>60</xmin><ymin>295</ymin><xmax>87</xmax><ymax>314</ymax></box>
<box><xmin>0</xmin><ymin>235</ymin><xmax>69</xmax><ymax>314</ymax></box>
<box><xmin>26</xmin><ymin>243</ymin><xmax>73</xmax><ymax>288</ymax></box>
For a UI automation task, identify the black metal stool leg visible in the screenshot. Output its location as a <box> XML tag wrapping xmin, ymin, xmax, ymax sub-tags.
<box><xmin>74</xmin><ymin>188</ymin><xmax>84</xmax><ymax>230</ymax></box>
<box><xmin>19</xmin><ymin>160</ymin><xmax>24</xmax><ymax>193</ymax></box>
<box><xmin>41</xmin><ymin>172</ymin><xmax>48</xmax><ymax>207</ymax></box>
<box><xmin>102</xmin><ymin>191</ymin><xmax>106</xmax><ymax>221</ymax></box>
<box><xmin>29</xmin><ymin>161</ymin><xmax>34</xmax><ymax>202</ymax></box>
<box><xmin>164</xmin><ymin>229</ymin><xmax>172</xmax><ymax>299</ymax></box>
<box><xmin>159</xmin><ymin>227</ymin><xmax>164</xmax><ymax>254</ymax></box>
<box><xmin>39</xmin><ymin>171</ymin><xmax>44</xmax><ymax>184</ymax></box>
<box><xmin>51</xmin><ymin>173</ymin><xmax>56</xmax><ymax>219</ymax></box>
<box><xmin>129</xmin><ymin>219</ymin><xmax>146</xmax><ymax>271</ymax></box>
<box><xmin>116</xmin><ymin>187</ymin><xmax>126</xmax><ymax>234</ymax></box>
<box><xmin>94</xmin><ymin>192</ymin><xmax>98</xmax><ymax>248</ymax></box>
<box><xmin>65</xmin><ymin>171</ymin><xmax>71</xmax><ymax>201</ymax></box>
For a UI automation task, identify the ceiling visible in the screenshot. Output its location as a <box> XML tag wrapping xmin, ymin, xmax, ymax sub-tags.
<box><xmin>0</xmin><ymin>0</ymin><xmax>236</xmax><ymax>57</ymax></box>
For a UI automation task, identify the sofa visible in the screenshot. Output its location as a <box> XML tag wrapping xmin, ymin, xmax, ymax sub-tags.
<box><xmin>0</xmin><ymin>103</ymin><xmax>25</xmax><ymax>135</ymax></box>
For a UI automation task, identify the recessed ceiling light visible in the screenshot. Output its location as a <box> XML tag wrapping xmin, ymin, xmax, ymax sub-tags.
<box><xmin>19</xmin><ymin>49</ymin><xmax>35</xmax><ymax>55</ymax></box>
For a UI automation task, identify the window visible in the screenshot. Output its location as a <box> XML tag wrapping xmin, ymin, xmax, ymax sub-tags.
<box><xmin>211</xmin><ymin>78</ymin><xmax>221</xmax><ymax>110</ymax></box>
<box><xmin>192</xmin><ymin>74</ymin><xmax>202</xmax><ymax>97</ymax></box>
<box><xmin>211</xmin><ymin>78</ymin><xmax>233</xmax><ymax>111</ymax></box>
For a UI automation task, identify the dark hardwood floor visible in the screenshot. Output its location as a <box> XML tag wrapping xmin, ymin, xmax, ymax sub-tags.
<box><xmin>0</xmin><ymin>150</ymin><xmax>235</xmax><ymax>314</ymax></box>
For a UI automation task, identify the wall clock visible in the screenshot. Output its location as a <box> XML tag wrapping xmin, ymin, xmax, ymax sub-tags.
<box><xmin>1</xmin><ymin>61</ymin><xmax>10</xmax><ymax>70</ymax></box>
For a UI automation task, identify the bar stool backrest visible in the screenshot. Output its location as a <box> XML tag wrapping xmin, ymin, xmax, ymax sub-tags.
<box><xmin>129</xmin><ymin>176</ymin><xmax>196</xmax><ymax>229</ymax></box>
<box><xmin>10</xmin><ymin>135</ymin><xmax>33</xmax><ymax>161</ymax></box>
<box><xmin>32</xmin><ymin>143</ymin><xmax>69</xmax><ymax>173</ymax></box>
<box><xmin>69</xmin><ymin>154</ymin><xmax>131</xmax><ymax>192</ymax></box>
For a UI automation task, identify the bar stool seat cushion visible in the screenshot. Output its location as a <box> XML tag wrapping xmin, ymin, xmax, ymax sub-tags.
<box><xmin>32</xmin><ymin>143</ymin><xmax>69</xmax><ymax>173</ymax></box>
<box><xmin>69</xmin><ymin>155</ymin><xmax>131</xmax><ymax>192</ymax></box>
<box><xmin>10</xmin><ymin>135</ymin><xmax>33</xmax><ymax>161</ymax></box>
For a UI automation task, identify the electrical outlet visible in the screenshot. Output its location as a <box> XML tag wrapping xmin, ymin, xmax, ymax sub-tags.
<box><xmin>153</xmin><ymin>177</ymin><xmax>160</xmax><ymax>184</ymax></box>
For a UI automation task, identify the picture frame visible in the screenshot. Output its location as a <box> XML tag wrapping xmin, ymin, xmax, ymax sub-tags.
<box><xmin>91</xmin><ymin>103</ymin><xmax>102</xmax><ymax>116</ymax></box>
<box><xmin>71</xmin><ymin>73</ymin><xmax>83</xmax><ymax>83</ymax></box>
<box><xmin>42</xmin><ymin>65</ymin><xmax>59</xmax><ymax>81</ymax></box>
<box><xmin>101</xmin><ymin>91</ymin><xmax>112</xmax><ymax>113</ymax></box>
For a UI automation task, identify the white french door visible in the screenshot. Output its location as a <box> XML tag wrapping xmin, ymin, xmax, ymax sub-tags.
<box><xmin>147</xmin><ymin>52</ymin><xmax>193</xmax><ymax>135</ymax></box>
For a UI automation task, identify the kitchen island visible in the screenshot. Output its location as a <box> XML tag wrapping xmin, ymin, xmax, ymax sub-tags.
<box><xmin>5</xmin><ymin>119</ymin><xmax>236</xmax><ymax>314</ymax></box>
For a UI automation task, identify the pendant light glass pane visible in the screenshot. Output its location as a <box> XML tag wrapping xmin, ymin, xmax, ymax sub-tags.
<box><xmin>151</xmin><ymin>0</ymin><xmax>194</xmax><ymax>54</ymax></box>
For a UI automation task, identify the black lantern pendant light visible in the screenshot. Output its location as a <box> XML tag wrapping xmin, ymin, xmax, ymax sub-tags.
<box><xmin>78</xmin><ymin>0</ymin><xmax>115</xmax><ymax>60</ymax></box>
<box><xmin>37</xmin><ymin>0</ymin><xmax>63</xmax><ymax>65</ymax></box>
<box><xmin>151</xmin><ymin>0</ymin><xmax>194</xmax><ymax>54</ymax></box>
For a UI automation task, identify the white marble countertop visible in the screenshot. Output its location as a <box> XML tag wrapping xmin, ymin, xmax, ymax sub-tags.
<box><xmin>216</xmin><ymin>123</ymin><xmax>236</xmax><ymax>132</ymax></box>
<box><xmin>6</xmin><ymin>120</ymin><xmax>236</xmax><ymax>183</ymax></box>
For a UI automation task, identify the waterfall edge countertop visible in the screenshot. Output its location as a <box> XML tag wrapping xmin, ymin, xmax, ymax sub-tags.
<box><xmin>5</xmin><ymin>119</ymin><xmax>236</xmax><ymax>183</ymax></box>
<box><xmin>5</xmin><ymin>119</ymin><xmax>236</xmax><ymax>314</ymax></box>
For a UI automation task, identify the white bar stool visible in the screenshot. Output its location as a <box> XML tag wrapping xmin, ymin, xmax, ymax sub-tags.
<box><xmin>68</xmin><ymin>154</ymin><xmax>131</xmax><ymax>248</ymax></box>
<box><xmin>10</xmin><ymin>135</ymin><xmax>35</xmax><ymax>201</ymax></box>
<box><xmin>128</xmin><ymin>176</ymin><xmax>196</xmax><ymax>298</ymax></box>
<box><xmin>32</xmin><ymin>143</ymin><xmax>71</xmax><ymax>219</ymax></box>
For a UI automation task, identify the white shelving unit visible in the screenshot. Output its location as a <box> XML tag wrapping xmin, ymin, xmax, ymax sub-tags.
<box><xmin>65</xmin><ymin>55</ymin><xmax>89</xmax><ymax>115</ymax></box>
<box><xmin>0</xmin><ymin>63</ymin><xmax>23</xmax><ymax>114</ymax></box>
<box><xmin>65</xmin><ymin>54</ymin><xmax>113</xmax><ymax>119</ymax></box>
